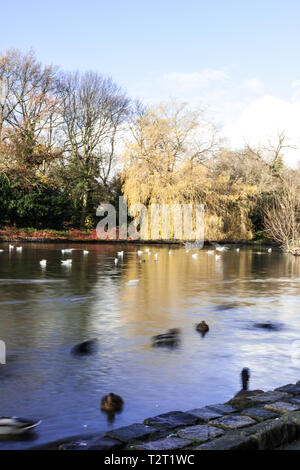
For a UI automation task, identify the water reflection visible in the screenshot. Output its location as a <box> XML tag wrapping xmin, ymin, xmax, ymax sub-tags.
<box><xmin>0</xmin><ymin>243</ymin><xmax>300</xmax><ymax>449</ymax></box>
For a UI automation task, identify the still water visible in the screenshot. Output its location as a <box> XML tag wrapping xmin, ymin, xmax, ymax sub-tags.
<box><xmin>0</xmin><ymin>243</ymin><xmax>300</xmax><ymax>449</ymax></box>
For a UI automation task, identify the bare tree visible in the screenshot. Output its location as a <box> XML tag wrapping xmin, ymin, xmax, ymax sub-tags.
<box><xmin>0</xmin><ymin>49</ymin><xmax>60</xmax><ymax>174</ymax></box>
<box><xmin>264</xmin><ymin>179</ymin><xmax>300</xmax><ymax>254</ymax></box>
<box><xmin>58</xmin><ymin>71</ymin><xmax>130</xmax><ymax>227</ymax></box>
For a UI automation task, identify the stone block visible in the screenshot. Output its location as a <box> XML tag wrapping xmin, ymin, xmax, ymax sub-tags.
<box><xmin>196</xmin><ymin>433</ymin><xmax>258</xmax><ymax>450</ymax></box>
<box><xmin>186</xmin><ymin>407</ymin><xmax>222</xmax><ymax>422</ymax></box>
<box><xmin>105</xmin><ymin>423</ymin><xmax>157</xmax><ymax>443</ymax></box>
<box><xmin>177</xmin><ymin>424</ymin><xmax>224</xmax><ymax>443</ymax></box>
<box><xmin>247</xmin><ymin>391</ymin><xmax>289</xmax><ymax>404</ymax></box>
<box><xmin>206</xmin><ymin>403</ymin><xmax>237</xmax><ymax>414</ymax></box>
<box><xmin>144</xmin><ymin>411</ymin><xmax>198</xmax><ymax>430</ymax></box>
<box><xmin>242</xmin><ymin>407</ymin><xmax>279</xmax><ymax>422</ymax></box>
<box><xmin>275</xmin><ymin>384</ymin><xmax>300</xmax><ymax>395</ymax></box>
<box><xmin>209</xmin><ymin>414</ymin><xmax>256</xmax><ymax>430</ymax></box>
<box><xmin>133</xmin><ymin>436</ymin><xmax>192</xmax><ymax>450</ymax></box>
<box><xmin>265</xmin><ymin>401</ymin><xmax>300</xmax><ymax>413</ymax></box>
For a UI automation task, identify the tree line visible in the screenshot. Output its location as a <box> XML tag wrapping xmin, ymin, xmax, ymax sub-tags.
<box><xmin>1</xmin><ymin>48</ymin><xmax>299</xmax><ymax>249</ymax></box>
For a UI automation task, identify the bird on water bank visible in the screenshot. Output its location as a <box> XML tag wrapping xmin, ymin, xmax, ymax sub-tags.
<box><xmin>228</xmin><ymin>368</ymin><xmax>263</xmax><ymax>408</ymax></box>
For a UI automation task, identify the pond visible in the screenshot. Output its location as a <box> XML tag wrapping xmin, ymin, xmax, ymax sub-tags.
<box><xmin>0</xmin><ymin>242</ymin><xmax>300</xmax><ymax>449</ymax></box>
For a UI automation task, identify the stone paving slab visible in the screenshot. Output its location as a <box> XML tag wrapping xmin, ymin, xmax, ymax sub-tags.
<box><xmin>241</xmin><ymin>407</ymin><xmax>279</xmax><ymax>422</ymax></box>
<box><xmin>206</xmin><ymin>403</ymin><xmax>237</xmax><ymax>415</ymax></box>
<box><xmin>275</xmin><ymin>384</ymin><xmax>300</xmax><ymax>395</ymax></box>
<box><xmin>176</xmin><ymin>424</ymin><xmax>224</xmax><ymax>443</ymax></box>
<box><xmin>132</xmin><ymin>436</ymin><xmax>193</xmax><ymax>450</ymax></box>
<box><xmin>264</xmin><ymin>401</ymin><xmax>300</xmax><ymax>413</ymax></box>
<box><xmin>105</xmin><ymin>423</ymin><xmax>157</xmax><ymax>442</ymax></box>
<box><xmin>186</xmin><ymin>407</ymin><xmax>223</xmax><ymax>422</ymax></box>
<box><xmin>209</xmin><ymin>414</ymin><xmax>256</xmax><ymax>429</ymax></box>
<box><xmin>247</xmin><ymin>391</ymin><xmax>289</xmax><ymax>404</ymax></box>
<box><xmin>144</xmin><ymin>411</ymin><xmax>198</xmax><ymax>430</ymax></box>
<box><xmin>196</xmin><ymin>433</ymin><xmax>258</xmax><ymax>451</ymax></box>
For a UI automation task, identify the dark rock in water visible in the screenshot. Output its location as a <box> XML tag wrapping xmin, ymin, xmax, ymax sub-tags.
<box><xmin>253</xmin><ymin>322</ymin><xmax>282</xmax><ymax>331</ymax></box>
<box><xmin>71</xmin><ymin>339</ymin><xmax>98</xmax><ymax>355</ymax></box>
<box><xmin>151</xmin><ymin>328</ymin><xmax>181</xmax><ymax>347</ymax></box>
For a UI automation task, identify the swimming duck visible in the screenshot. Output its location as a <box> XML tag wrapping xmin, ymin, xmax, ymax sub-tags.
<box><xmin>100</xmin><ymin>393</ymin><xmax>124</xmax><ymax>413</ymax></box>
<box><xmin>196</xmin><ymin>321</ymin><xmax>209</xmax><ymax>334</ymax></box>
<box><xmin>0</xmin><ymin>417</ymin><xmax>41</xmax><ymax>435</ymax></box>
<box><xmin>71</xmin><ymin>339</ymin><xmax>98</xmax><ymax>355</ymax></box>
<box><xmin>151</xmin><ymin>328</ymin><xmax>180</xmax><ymax>347</ymax></box>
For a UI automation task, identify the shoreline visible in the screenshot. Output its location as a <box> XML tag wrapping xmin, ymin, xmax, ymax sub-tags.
<box><xmin>28</xmin><ymin>381</ymin><xmax>300</xmax><ymax>450</ymax></box>
<box><xmin>0</xmin><ymin>237</ymin><xmax>276</xmax><ymax>246</ymax></box>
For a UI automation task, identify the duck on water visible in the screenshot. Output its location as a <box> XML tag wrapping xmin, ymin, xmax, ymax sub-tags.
<box><xmin>0</xmin><ymin>417</ymin><xmax>41</xmax><ymax>436</ymax></box>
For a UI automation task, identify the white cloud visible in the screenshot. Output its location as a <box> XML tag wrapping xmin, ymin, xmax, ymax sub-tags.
<box><xmin>162</xmin><ymin>69</ymin><xmax>228</xmax><ymax>92</ymax></box>
<box><xmin>222</xmin><ymin>95</ymin><xmax>300</xmax><ymax>167</ymax></box>
<box><xmin>129</xmin><ymin>69</ymin><xmax>300</xmax><ymax>168</ymax></box>
<box><xmin>291</xmin><ymin>80</ymin><xmax>300</xmax><ymax>101</ymax></box>
<box><xmin>240</xmin><ymin>78</ymin><xmax>263</xmax><ymax>94</ymax></box>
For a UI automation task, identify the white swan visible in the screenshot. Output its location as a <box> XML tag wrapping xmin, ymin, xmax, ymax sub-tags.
<box><xmin>83</xmin><ymin>250</ymin><xmax>89</xmax><ymax>255</ymax></box>
<box><xmin>212</xmin><ymin>242</ymin><xmax>229</xmax><ymax>252</ymax></box>
<box><xmin>40</xmin><ymin>260</ymin><xmax>47</xmax><ymax>267</ymax></box>
<box><xmin>16</xmin><ymin>247</ymin><xmax>22</xmax><ymax>252</ymax></box>
<box><xmin>61</xmin><ymin>259</ymin><xmax>72</xmax><ymax>266</ymax></box>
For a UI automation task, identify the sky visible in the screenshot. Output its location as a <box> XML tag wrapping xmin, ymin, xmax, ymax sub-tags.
<box><xmin>1</xmin><ymin>0</ymin><xmax>300</xmax><ymax>165</ymax></box>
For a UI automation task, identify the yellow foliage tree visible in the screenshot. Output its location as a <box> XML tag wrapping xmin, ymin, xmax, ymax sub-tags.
<box><xmin>122</xmin><ymin>101</ymin><xmax>262</xmax><ymax>241</ymax></box>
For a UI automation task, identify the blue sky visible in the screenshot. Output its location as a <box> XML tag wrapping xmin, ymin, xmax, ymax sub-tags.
<box><xmin>1</xmin><ymin>0</ymin><xmax>300</xmax><ymax>163</ymax></box>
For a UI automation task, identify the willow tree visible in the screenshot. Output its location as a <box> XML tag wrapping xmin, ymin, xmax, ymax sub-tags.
<box><xmin>123</xmin><ymin>101</ymin><xmax>219</xmax><ymax>201</ymax></box>
<box><xmin>122</xmin><ymin>101</ymin><xmax>281</xmax><ymax>241</ymax></box>
<box><xmin>122</xmin><ymin>101</ymin><xmax>222</xmax><ymax>239</ymax></box>
<box><xmin>58</xmin><ymin>71</ymin><xmax>130</xmax><ymax>228</ymax></box>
